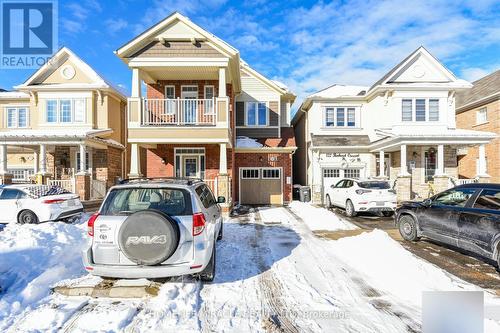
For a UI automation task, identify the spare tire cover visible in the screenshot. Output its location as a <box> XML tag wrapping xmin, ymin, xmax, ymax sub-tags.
<box><xmin>118</xmin><ymin>210</ymin><xmax>180</xmax><ymax>265</ymax></box>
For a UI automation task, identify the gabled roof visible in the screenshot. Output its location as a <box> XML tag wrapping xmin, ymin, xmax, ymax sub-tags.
<box><xmin>456</xmin><ymin>69</ymin><xmax>500</xmax><ymax>112</ymax></box>
<box><xmin>115</xmin><ymin>12</ymin><xmax>238</xmax><ymax>59</ymax></box>
<box><xmin>240</xmin><ymin>61</ymin><xmax>296</xmax><ymax>102</ymax></box>
<box><xmin>367</xmin><ymin>46</ymin><xmax>470</xmax><ymax>93</ymax></box>
<box><xmin>15</xmin><ymin>47</ymin><xmax>127</xmax><ymax>101</ymax></box>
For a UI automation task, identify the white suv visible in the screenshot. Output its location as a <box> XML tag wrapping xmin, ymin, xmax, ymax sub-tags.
<box><xmin>325</xmin><ymin>179</ymin><xmax>397</xmax><ymax>217</ymax></box>
<box><xmin>82</xmin><ymin>178</ymin><xmax>224</xmax><ymax>281</ymax></box>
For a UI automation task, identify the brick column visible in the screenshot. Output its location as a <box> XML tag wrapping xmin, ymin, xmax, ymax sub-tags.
<box><xmin>396</xmin><ymin>175</ymin><xmax>411</xmax><ymax>202</ymax></box>
<box><xmin>0</xmin><ymin>174</ymin><xmax>13</xmax><ymax>185</ymax></box>
<box><xmin>75</xmin><ymin>174</ymin><xmax>91</xmax><ymax>201</ymax></box>
<box><xmin>432</xmin><ymin>175</ymin><xmax>450</xmax><ymax>196</ymax></box>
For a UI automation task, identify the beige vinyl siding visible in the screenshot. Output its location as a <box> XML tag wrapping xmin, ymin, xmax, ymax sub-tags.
<box><xmin>237</xmin><ymin>75</ymin><xmax>281</xmax><ymax>101</ymax></box>
<box><xmin>131</xmin><ymin>41</ymin><xmax>224</xmax><ymax>58</ymax></box>
<box><xmin>269</xmin><ymin>101</ymin><xmax>279</xmax><ymax>126</ymax></box>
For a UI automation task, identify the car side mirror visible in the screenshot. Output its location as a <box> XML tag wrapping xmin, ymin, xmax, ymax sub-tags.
<box><xmin>217</xmin><ymin>196</ymin><xmax>226</xmax><ymax>204</ymax></box>
<box><xmin>423</xmin><ymin>198</ymin><xmax>432</xmax><ymax>207</ymax></box>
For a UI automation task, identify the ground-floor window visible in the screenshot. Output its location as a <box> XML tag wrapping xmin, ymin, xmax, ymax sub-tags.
<box><xmin>8</xmin><ymin>168</ymin><xmax>35</xmax><ymax>182</ymax></box>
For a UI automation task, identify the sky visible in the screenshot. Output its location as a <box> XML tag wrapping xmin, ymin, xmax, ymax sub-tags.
<box><xmin>1</xmin><ymin>0</ymin><xmax>499</xmax><ymax>110</ymax></box>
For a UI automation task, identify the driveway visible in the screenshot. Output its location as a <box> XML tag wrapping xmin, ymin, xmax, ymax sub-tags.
<box><xmin>327</xmin><ymin>208</ymin><xmax>500</xmax><ymax>294</ymax></box>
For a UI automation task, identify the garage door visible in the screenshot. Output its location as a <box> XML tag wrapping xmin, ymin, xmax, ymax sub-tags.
<box><xmin>239</xmin><ymin>168</ymin><xmax>283</xmax><ymax>205</ymax></box>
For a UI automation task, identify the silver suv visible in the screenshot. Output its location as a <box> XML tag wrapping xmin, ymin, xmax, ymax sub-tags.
<box><xmin>82</xmin><ymin>178</ymin><xmax>224</xmax><ymax>281</ymax></box>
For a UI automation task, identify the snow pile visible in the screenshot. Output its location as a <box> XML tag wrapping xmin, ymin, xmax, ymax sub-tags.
<box><xmin>327</xmin><ymin>230</ymin><xmax>500</xmax><ymax>312</ymax></box>
<box><xmin>288</xmin><ymin>201</ymin><xmax>357</xmax><ymax>231</ymax></box>
<box><xmin>0</xmin><ymin>218</ymin><xmax>88</xmax><ymax>326</ymax></box>
<box><xmin>236</xmin><ymin>136</ymin><xmax>263</xmax><ymax>148</ymax></box>
<box><xmin>258</xmin><ymin>207</ymin><xmax>292</xmax><ymax>224</ymax></box>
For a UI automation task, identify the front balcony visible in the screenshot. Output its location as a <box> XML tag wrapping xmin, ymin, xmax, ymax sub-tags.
<box><xmin>142</xmin><ymin>98</ymin><xmax>216</xmax><ymax>126</ymax></box>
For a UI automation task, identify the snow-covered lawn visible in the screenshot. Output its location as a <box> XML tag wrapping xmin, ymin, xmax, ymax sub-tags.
<box><xmin>0</xmin><ymin>205</ymin><xmax>499</xmax><ymax>332</ymax></box>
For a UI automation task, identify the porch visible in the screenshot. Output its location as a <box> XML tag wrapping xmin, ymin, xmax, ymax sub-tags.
<box><xmin>371</xmin><ymin>130</ymin><xmax>495</xmax><ymax>201</ymax></box>
<box><xmin>0</xmin><ymin>132</ymin><xmax>125</xmax><ymax>201</ymax></box>
<box><xmin>131</xmin><ymin>143</ymin><xmax>233</xmax><ymax>207</ymax></box>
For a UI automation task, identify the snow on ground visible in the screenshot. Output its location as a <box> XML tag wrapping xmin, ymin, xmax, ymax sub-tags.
<box><xmin>1</xmin><ymin>206</ymin><xmax>500</xmax><ymax>332</ymax></box>
<box><xmin>235</xmin><ymin>136</ymin><xmax>263</xmax><ymax>148</ymax></box>
<box><xmin>288</xmin><ymin>201</ymin><xmax>357</xmax><ymax>231</ymax></box>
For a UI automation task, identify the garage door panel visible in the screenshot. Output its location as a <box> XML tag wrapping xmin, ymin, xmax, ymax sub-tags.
<box><xmin>240</xmin><ymin>168</ymin><xmax>282</xmax><ymax>205</ymax></box>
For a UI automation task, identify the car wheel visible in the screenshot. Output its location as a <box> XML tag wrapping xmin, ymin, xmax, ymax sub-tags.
<box><xmin>345</xmin><ymin>200</ymin><xmax>357</xmax><ymax>217</ymax></box>
<box><xmin>18</xmin><ymin>210</ymin><xmax>39</xmax><ymax>224</ymax></box>
<box><xmin>217</xmin><ymin>221</ymin><xmax>223</xmax><ymax>241</ymax></box>
<box><xmin>325</xmin><ymin>195</ymin><xmax>332</xmax><ymax>209</ymax></box>
<box><xmin>398</xmin><ymin>215</ymin><xmax>419</xmax><ymax>241</ymax></box>
<box><xmin>382</xmin><ymin>211</ymin><xmax>394</xmax><ymax>217</ymax></box>
<box><xmin>200</xmin><ymin>243</ymin><xmax>216</xmax><ymax>282</ymax></box>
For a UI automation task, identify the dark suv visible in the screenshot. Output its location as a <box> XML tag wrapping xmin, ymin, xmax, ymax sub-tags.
<box><xmin>395</xmin><ymin>183</ymin><xmax>500</xmax><ymax>269</ymax></box>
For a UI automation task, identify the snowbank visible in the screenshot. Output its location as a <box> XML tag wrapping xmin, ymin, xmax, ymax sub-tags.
<box><xmin>288</xmin><ymin>201</ymin><xmax>357</xmax><ymax>231</ymax></box>
<box><xmin>236</xmin><ymin>136</ymin><xmax>263</xmax><ymax>148</ymax></box>
<box><xmin>0</xmin><ymin>217</ymin><xmax>89</xmax><ymax>326</ymax></box>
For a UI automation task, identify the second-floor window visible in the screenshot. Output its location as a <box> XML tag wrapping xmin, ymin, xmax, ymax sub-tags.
<box><xmin>46</xmin><ymin>99</ymin><xmax>86</xmax><ymax>123</ymax></box>
<box><xmin>401</xmin><ymin>98</ymin><xmax>439</xmax><ymax>122</ymax></box>
<box><xmin>325</xmin><ymin>107</ymin><xmax>356</xmax><ymax>127</ymax></box>
<box><xmin>246</xmin><ymin>102</ymin><xmax>267</xmax><ymax>126</ymax></box>
<box><xmin>476</xmin><ymin>107</ymin><xmax>487</xmax><ymax>124</ymax></box>
<box><xmin>6</xmin><ymin>107</ymin><xmax>29</xmax><ymax>128</ymax></box>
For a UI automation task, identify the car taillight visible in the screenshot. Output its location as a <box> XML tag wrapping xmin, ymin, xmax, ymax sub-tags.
<box><xmin>355</xmin><ymin>189</ymin><xmax>372</xmax><ymax>195</ymax></box>
<box><xmin>42</xmin><ymin>198</ymin><xmax>65</xmax><ymax>204</ymax></box>
<box><xmin>87</xmin><ymin>213</ymin><xmax>99</xmax><ymax>237</ymax></box>
<box><xmin>193</xmin><ymin>213</ymin><xmax>206</xmax><ymax>236</ymax></box>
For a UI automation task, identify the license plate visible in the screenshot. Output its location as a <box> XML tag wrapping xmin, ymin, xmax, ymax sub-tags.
<box><xmin>67</xmin><ymin>199</ymin><xmax>75</xmax><ymax>206</ymax></box>
<box><xmin>376</xmin><ymin>201</ymin><xmax>385</xmax><ymax>206</ymax></box>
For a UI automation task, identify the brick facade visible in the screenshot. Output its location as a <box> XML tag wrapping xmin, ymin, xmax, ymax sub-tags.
<box><xmin>456</xmin><ymin>99</ymin><xmax>500</xmax><ymax>183</ymax></box>
<box><xmin>234</xmin><ymin>152</ymin><xmax>293</xmax><ymax>203</ymax></box>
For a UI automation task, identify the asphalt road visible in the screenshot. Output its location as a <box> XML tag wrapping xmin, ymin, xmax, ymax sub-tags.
<box><xmin>324</xmin><ymin>207</ymin><xmax>500</xmax><ymax>295</ymax></box>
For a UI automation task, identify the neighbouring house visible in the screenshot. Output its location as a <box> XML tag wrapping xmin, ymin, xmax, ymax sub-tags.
<box><xmin>456</xmin><ymin>70</ymin><xmax>500</xmax><ymax>183</ymax></box>
<box><xmin>0</xmin><ymin>47</ymin><xmax>128</xmax><ymax>200</ymax></box>
<box><xmin>115</xmin><ymin>12</ymin><xmax>296</xmax><ymax>208</ymax></box>
<box><xmin>292</xmin><ymin>46</ymin><xmax>496</xmax><ymax>204</ymax></box>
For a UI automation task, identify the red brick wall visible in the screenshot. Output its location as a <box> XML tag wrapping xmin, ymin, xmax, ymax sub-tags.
<box><xmin>145</xmin><ymin>144</ymin><xmax>233</xmax><ymax>182</ymax></box>
<box><xmin>234</xmin><ymin>152</ymin><xmax>293</xmax><ymax>203</ymax></box>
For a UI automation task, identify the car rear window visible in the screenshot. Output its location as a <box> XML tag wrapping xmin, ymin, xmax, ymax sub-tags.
<box><xmin>100</xmin><ymin>187</ymin><xmax>193</xmax><ymax>216</ymax></box>
<box><xmin>357</xmin><ymin>181</ymin><xmax>390</xmax><ymax>189</ymax></box>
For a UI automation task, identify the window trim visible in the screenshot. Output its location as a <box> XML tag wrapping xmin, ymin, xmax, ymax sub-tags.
<box><xmin>45</xmin><ymin>98</ymin><xmax>87</xmax><ymax>124</ymax></box>
<box><xmin>401</xmin><ymin>98</ymin><xmax>440</xmax><ymax>123</ymax></box>
<box><xmin>476</xmin><ymin>107</ymin><xmax>488</xmax><ymax>125</ymax></box>
<box><xmin>244</xmin><ymin>101</ymin><xmax>269</xmax><ymax>127</ymax></box>
<box><xmin>164</xmin><ymin>85</ymin><xmax>176</xmax><ymax>99</ymax></box>
<box><xmin>323</xmin><ymin>106</ymin><xmax>358</xmax><ymax>128</ymax></box>
<box><xmin>5</xmin><ymin>106</ymin><xmax>29</xmax><ymax>128</ymax></box>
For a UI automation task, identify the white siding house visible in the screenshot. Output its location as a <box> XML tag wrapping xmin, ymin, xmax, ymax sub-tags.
<box><xmin>292</xmin><ymin>47</ymin><xmax>496</xmax><ymax>203</ymax></box>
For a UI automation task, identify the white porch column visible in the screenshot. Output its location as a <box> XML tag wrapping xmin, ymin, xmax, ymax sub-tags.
<box><xmin>131</xmin><ymin>68</ymin><xmax>142</xmax><ymax>98</ymax></box>
<box><xmin>87</xmin><ymin>147</ymin><xmax>93</xmax><ymax>174</ymax></box>
<box><xmin>129</xmin><ymin>143</ymin><xmax>142</xmax><ymax>178</ymax></box>
<box><xmin>436</xmin><ymin>144</ymin><xmax>445</xmax><ymax>176</ymax></box>
<box><xmin>39</xmin><ymin>144</ymin><xmax>47</xmax><ymax>175</ymax></box>
<box><xmin>78</xmin><ymin>144</ymin><xmax>87</xmax><ymax>174</ymax></box>
<box><xmin>0</xmin><ymin>145</ymin><xmax>7</xmax><ymax>174</ymax></box>
<box><xmin>218</xmin><ymin>67</ymin><xmax>226</xmax><ymax>97</ymax></box>
<box><xmin>399</xmin><ymin>144</ymin><xmax>409</xmax><ymax>176</ymax></box>
<box><xmin>219</xmin><ymin>143</ymin><xmax>227</xmax><ymax>175</ymax></box>
<box><xmin>478</xmin><ymin>144</ymin><xmax>488</xmax><ymax>176</ymax></box>
<box><xmin>378</xmin><ymin>150</ymin><xmax>385</xmax><ymax>178</ymax></box>
<box><xmin>33</xmin><ymin>150</ymin><xmax>39</xmax><ymax>174</ymax></box>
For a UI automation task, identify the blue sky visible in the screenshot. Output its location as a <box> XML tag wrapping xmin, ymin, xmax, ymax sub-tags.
<box><xmin>1</xmin><ymin>0</ymin><xmax>499</xmax><ymax>106</ymax></box>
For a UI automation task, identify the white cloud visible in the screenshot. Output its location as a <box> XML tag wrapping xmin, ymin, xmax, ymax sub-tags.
<box><xmin>105</xmin><ymin>18</ymin><xmax>129</xmax><ymax>35</ymax></box>
<box><xmin>63</xmin><ymin>1</ymin><xmax>103</xmax><ymax>35</ymax></box>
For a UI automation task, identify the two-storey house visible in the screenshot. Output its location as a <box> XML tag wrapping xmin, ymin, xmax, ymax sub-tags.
<box><xmin>115</xmin><ymin>12</ymin><xmax>296</xmax><ymax>208</ymax></box>
<box><xmin>0</xmin><ymin>47</ymin><xmax>128</xmax><ymax>200</ymax></box>
<box><xmin>293</xmin><ymin>47</ymin><xmax>495</xmax><ymax>203</ymax></box>
<box><xmin>456</xmin><ymin>70</ymin><xmax>500</xmax><ymax>183</ymax></box>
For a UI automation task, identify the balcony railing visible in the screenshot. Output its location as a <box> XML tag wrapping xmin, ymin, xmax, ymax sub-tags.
<box><xmin>142</xmin><ymin>98</ymin><xmax>216</xmax><ymax>126</ymax></box>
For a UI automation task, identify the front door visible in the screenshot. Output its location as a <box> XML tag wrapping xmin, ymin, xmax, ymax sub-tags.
<box><xmin>181</xmin><ymin>86</ymin><xmax>198</xmax><ymax>124</ymax></box>
<box><xmin>182</xmin><ymin>156</ymin><xmax>200</xmax><ymax>178</ymax></box>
